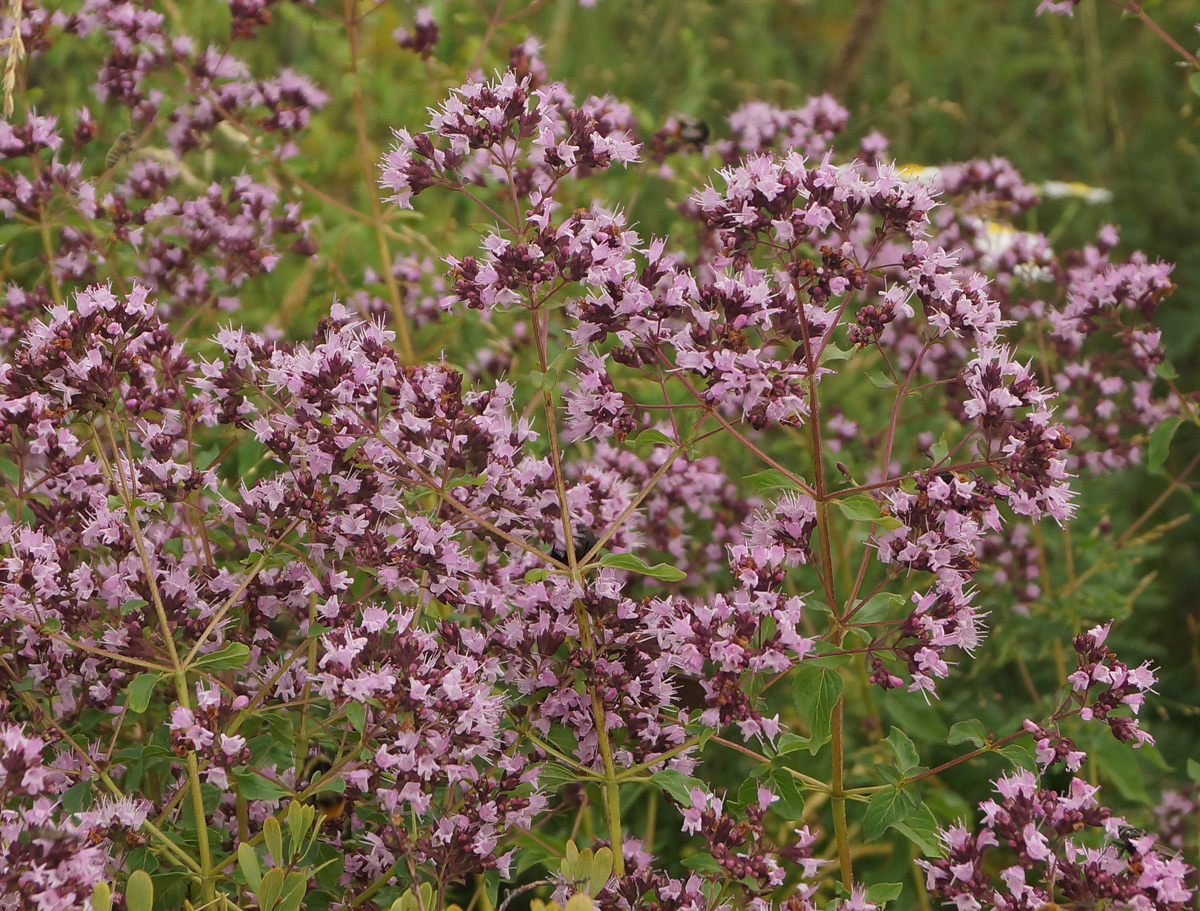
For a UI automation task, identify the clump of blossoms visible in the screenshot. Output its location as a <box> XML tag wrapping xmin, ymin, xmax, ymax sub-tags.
<box><xmin>0</xmin><ymin>724</ymin><xmax>118</xmax><ymax>911</ymax></box>
<box><xmin>1154</xmin><ymin>785</ymin><xmax>1200</xmax><ymax>862</ymax></box>
<box><xmin>0</xmin><ymin>1</ymin><xmax>324</xmax><ymax>339</ymax></box>
<box><xmin>922</xmin><ymin>770</ymin><xmax>1191</xmax><ymax>911</ymax></box>
<box><xmin>0</xmin><ymin>4</ymin><xmax>1193</xmax><ymax>911</ymax></box>
<box><xmin>394</xmin><ymin>7</ymin><xmax>440</xmax><ymax>59</ymax></box>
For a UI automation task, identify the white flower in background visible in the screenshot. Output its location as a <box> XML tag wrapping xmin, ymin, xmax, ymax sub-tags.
<box><xmin>897</xmin><ymin>163</ymin><xmax>943</xmax><ymax>183</ymax></box>
<box><xmin>1039</xmin><ymin>180</ymin><xmax>1113</xmax><ymax>205</ymax></box>
<box><xmin>975</xmin><ymin>221</ymin><xmax>1054</xmax><ymax>283</ymax></box>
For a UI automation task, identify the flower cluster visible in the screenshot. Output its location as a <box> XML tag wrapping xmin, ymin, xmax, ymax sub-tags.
<box><xmin>922</xmin><ymin>769</ymin><xmax>1192</xmax><ymax>911</ymax></box>
<box><xmin>395</xmin><ymin>7</ymin><xmax>440</xmax><ymax>59</ymax></box>
<box><xmin>379</xmin><ymin>69</ymin><xmax>638</xmax><ymax>211</ymax></box>
<box><xmin>1068</xmin><ymin>621</ymin><xmax>1158</xmax><ymax>746</ymax></box>
<box><xmin>1154</xmin><ymin>784</ymin><xmax>1200</xmax><ymax>858</ymax></box>
<box><xmin>718</xmin><ymin>96</ymin><xmax>850</xmax><ymax>161</ymax></box>
<box><xmin>0</xmin><ymin>724</ymin><xmax>109</xmax><ymax>911</ymax></box>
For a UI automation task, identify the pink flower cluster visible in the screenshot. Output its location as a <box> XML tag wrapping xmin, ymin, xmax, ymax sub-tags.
<box><xmin>923</xmin><ymin>769</ymin><xmax>1191</xmax><ymax>911</ymax></box>
<box><xmin>1</xmin><ymin>724</ymin><xmax>147</xmax><ymax>911</ymax></box>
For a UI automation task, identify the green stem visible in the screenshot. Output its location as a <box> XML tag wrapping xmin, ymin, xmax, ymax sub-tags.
<box><xmin>830</xmin><ymin>695</ymin><xmax>852</xmax><ymax>888</ymax></box>
<box><xmin>593</xmin><ymin>690</ymin><xmax>626</xmax><ymax>873</ymax></box>
<box><xmin>620</xmin><ymin>735</ymin><xmax>701</xmax><ymax>779</ymax></box>
<box><xmin>38</xmin><ymin>211</ymin><xmax>62</xmax><ymax>306</ymax></box>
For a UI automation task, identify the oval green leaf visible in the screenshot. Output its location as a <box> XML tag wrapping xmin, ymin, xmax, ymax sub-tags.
<box><xmin>125</xmin><ymin>870</ymin><xmax>154</xmax><ymax>911</ymax></box>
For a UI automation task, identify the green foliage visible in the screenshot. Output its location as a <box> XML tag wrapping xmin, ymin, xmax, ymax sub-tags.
<box><xmin>597</xmin><ymin>551</ymin><xmax>687</xmax><ymax>581</ymax></box>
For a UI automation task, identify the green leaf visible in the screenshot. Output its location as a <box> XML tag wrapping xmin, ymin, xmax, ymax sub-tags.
<box><xmin>853</xmin><ymin>592</ymin><xmax>906</xmax><ymax>623</ymax></box>
<box><xmin>891</xmin><ymin>803</ymin><xmax>942</xmax><ymax>856</ymax></box>
<box><xmin>1188</xmin><ymin>758</ymin><xmax>1200</xmax><ymax>782</ymax></box>
<box><xmin>538</xmin><ymin>762</ymin><xmax>581</xmax><ymax>789</ymax></box>
<box><xmin>92</xmin><ymin>882</ymin><xmax>112</xmax><ymax>911</ymax></box>
<box><xmin>1189</xmin><ymin>71</ymin><xmax>1200</xmax><ymax>98</ymax></box>
<box><xmin>126</xmin><ymin>673</ymin><xmax>161</xmax><ymax>714</ymax></box>
<box><xmin>485</xmin><ymin>869</ymin><xmax>500</xmax><ymax>907</ymax></box>
<box><xmin>563</xmin><ymin>839</ymin><xmax>580</xmax><ymax>880</ymax></box>
<box><xmin>820</xmin><ymin>343</ymin><xmax>855</xmax><ymax>364</ymax></box>
<box><xmin>445</xmin><ymin>472</ymin><xmax>488</xmax><ymax>489</ymax></box>
<box><xmin>737</xmin><ymin>773</ymin><xmax>764</xmax><ymax>809</ymax></box>
<box><xmin>314</xmin><ymin>843</ymin><xmax>344</xmax><ymax>889</ymax></box>
<box><xmin>863</xmin><ymin>787</ymin><xmax>908</xmax><ymax>841</ymax></box>
<box><xmin>770</xmin><ymin>771</ymin><xmax>807</xmax><ymax>819</ymax></box>
<box><xmin>597</xmin><ymin>552</ymin><xmax>686</xmax><ymax>582</ymax></box>
<box><xmin>651</xmin><ymin>768</ymin><xmax>705</xmax><ymax>805</ymax></box>
<box><xmin>830</xmin><ymin>494</ymin><xmax>902</xmax><ymax>530</ymax></box>
<box><xmin>279</xmin><ymin>871</ymin><xmax>307</xmax><ymax>911</ymax></box>
<box><xmin>193</xmin><ymin>642</ymin><xmax>250</xmax><ymax>671</ymax></box>
<box><xmin>792</xmin><ymin>663</ymin><xmax>843</xmax><ymax>754</ymax></box>
<box><xmin>1094</xmin><ymin>736</ymin><xmax>1151</xmax><ymax>805</ymax></box>
<box><xmin>114</xmin><ymin>745</ymin><xmax>171</xmax><ymax>763</ymax></box>
<box><xmin>588</xmin><ymin>846</ymin><xmax>614</xmax><ymax>895</ymax></box>
<box><xmin>876</xmin><ymin>763</ymin><xmax>902</xmax><ymax>786</ymax></box>
<box><xmin>524</xmin><ymin>567</ymin><xmax>549</xmax><ymax>583</ymax></box>
<box><xmin>1154</xmin><ymin>361</ymin><xmax>1178</xmax><ymax>381</ymax></box>
<box><xmin>868</xmin><ymin>371</ymin><xmax>896</xmax><ymax>389</ymax></box>
<box><xmin>866</xmin><ymin>882</ymin><xmax>904</xmax><ymax>903</ymax></box>
<box><xmin>886</xmin><ymin>727</ymin><xmax>919</xmax><ymax>773</ymax></box>
<box><xmin>238</xmin><ymin>843</ymin><xmax>262</xmax><ymax>892</ymax></box>
<box><xmin>930</xmin><ymin>433</ymin><xmax>950</xmax><ymax>464</ymax></box>
<box><xmin>1148</xmin><ymin>416</ymin><xmax>1182</xmax><ymax>471</ymax></box>
<box><xmin>62</xmin><ymin>780</ymin><xmax>93</xmax><ymax>814</ymax></box>
<box><xmin>1139</xmin><ymin>742</ymin><xmax>1169</xmax><ymax>770</ymax></box>
<box><xmin>346</xmin><ymin>700</ymin><xmax>366</xmax><ymax>735</ymax></box>
<box><xmin>264</xmin><ymin>816</ymin><xmax>285</xmax><ymax>867</ymax></box>
<box><xmin>947</xmin><ymin>719</ymin><xmax>988</xmax><ymax>747</ymax></box>
<box><xmin>998</xmin><ymin>742</ymin><xmax>1036</xmax><ymax>771</ymax></box>
<box><xmin>774</xmin><ymin>732</ymin><xmax>809</xmax><ymax>754</ymax></box>
<box><xmin>233</xmin><ymin>770</ymin><xmax>290</xmax><ymax>801</ymax></box>
<box><xmin>257</xmin><ymin>868</ymin><xmax>285</xmax><ymax>911</ymax></box>
<box><xmin>743</xmin><ymin>468</ymin><xmax>802</xmax><ymax>492</ymax></box>
<box><xmin>152</xmin><ymin>872</ymin><xmax>187</xmax><ymax>910</ymax></box>
<box><xmin>630</xmin><ymin>428</ymin><xmax>676</xmax><ymax>448</ymax></box>
<box><xmin>680</xmin><ymin>853</ymin><xmax>722</xmax><ymax>874</ymax></box>
<box><xmin>125</xmin><ymin>870</ymin><xmax>154</xmax><ymax>911</ymax></box>
<box><xmin>287</xmin><ymin>799</ymin><xmax>314</xmax><ymax>850</ymax></box>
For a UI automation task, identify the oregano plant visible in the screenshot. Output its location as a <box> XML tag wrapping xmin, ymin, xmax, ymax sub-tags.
<box><xmin>0</xmin><ymin>2</ymin><xmax>1197</xmax><ymax>911</ymax></box>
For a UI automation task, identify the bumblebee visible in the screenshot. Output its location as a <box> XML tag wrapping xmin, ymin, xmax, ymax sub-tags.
<box><xmin>549</xmin><ymin>527</ymin><xmax>598</xmax><ymax>565</ymax></box>
<box><xmin>105</xmin><ymin>131</ymin><xmax>136</xmax><ymax>170</ymax></box>
<box><xmin>1110</xmin><ymin>823</ymin><xmax>1177</xmax><ymax>867</ymax></box>
<box><xmin>677</xmin><ymin>115</ymin><xmax>709</xmax><ymax>148</ymax></box>
<box><xmin>302</xmin><ymin>754</ymin><xmax>347</xmax><ymax>823</ymax></box>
